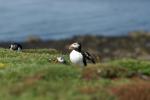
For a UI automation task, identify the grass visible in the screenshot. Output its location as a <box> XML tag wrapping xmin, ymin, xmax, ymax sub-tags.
<box><xmin>110</xmin><ymin>59</ymin><xmax>150</xmax><ymax>75</ymax></box>
<box><xmin>0</xmin><ymin>48</ymin><xmax>149</xmax><ymax>100</ymax></box>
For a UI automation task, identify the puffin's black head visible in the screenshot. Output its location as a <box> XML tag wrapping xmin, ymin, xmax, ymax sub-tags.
<box><xmin>69</xmin><ymin>42</ymin><xmax>82</xmax><ymax>51</ymax></box>
<box><xmin>9</xmin><ymin>43</ymin><xmax>22</xmax><ymax>51</ymax></box>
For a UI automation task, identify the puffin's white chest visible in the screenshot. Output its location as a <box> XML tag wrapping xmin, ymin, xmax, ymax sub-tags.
<box><xmin>70</xmin><ymin>50</ymin><xmax>84</xmax><ymax>66</ymax></box>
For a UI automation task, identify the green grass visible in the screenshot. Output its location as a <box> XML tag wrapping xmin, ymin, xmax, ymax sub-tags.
<box><xmin>110</xmin><ymin>59</ymin><xmax>150</xmax><ymax>75</ymax></box>
<box><xmin>0</xmin><ymin>48</ymin><xmax>149</xmax><ymax>100</ymax></box>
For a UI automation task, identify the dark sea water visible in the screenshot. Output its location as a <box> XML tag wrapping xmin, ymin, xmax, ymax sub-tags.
<box><xmin>0</xmin><ymin>0</ymin><xmax>150</xmax><ymax>41</ymax></box>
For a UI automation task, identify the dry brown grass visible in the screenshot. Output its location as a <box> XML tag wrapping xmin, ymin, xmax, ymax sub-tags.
<box><xmin>81</xmin><ymin>64</ymin><xmax>128</xmax><ymax>80</ymax></box>
<box><xmin>81</xmin><ymin>66</ymin><xmax>100</xmax><ymax>80</ymax></box>
<box><xmin>111</xmin><ymin>81</ymin><xmax>150</xmax><ymax>100</ymax></box>
<box><xmin>78</xmin><ymin>86</ymin><xmax>101</xmax><ymax>94</ymax></box>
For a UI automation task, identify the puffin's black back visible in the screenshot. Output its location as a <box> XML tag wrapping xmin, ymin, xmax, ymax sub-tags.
<box><xmin>82</xmin><ymin>51</ymin><xmax>95</xmax><ymax>64</ymax></box>
<box><xmin>10</xmin><ymin>43</ymin><xmax>22</xmax><ymax>50</ymax></box>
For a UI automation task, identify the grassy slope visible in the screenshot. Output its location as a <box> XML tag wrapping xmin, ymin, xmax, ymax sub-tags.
<box><xmin>0</xmin><ymin>48</ymin><xmax>149</xmax><ymax>100</ymax></box>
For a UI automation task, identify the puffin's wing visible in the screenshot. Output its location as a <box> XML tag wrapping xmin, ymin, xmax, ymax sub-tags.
<box><xmin>16</xmin><ymin>43</ymin><xmax>22</xmax><ymax>49</ymax></box>
<box><xmin>82</xmin><ymin>51</ymin><xmax>95</xmax><ymax>64</ymax></box>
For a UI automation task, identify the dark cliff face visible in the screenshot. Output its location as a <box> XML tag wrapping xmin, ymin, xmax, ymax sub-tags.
<box><xmin>0</xmin><ymin>32</ymin><xmax>150</xmax><ymax>61</ymax></box>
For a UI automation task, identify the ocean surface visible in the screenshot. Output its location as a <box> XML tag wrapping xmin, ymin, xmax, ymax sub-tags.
<box><xmin>0</xmin><ymin>0</ymin><xmax>150</xmax><ymax>41</ymax></box>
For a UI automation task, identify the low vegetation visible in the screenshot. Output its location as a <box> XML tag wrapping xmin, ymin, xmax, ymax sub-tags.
<box><xmin>0</xmin><ymin>48</ymin><xmax>149</xmax><ymax>100</ymax></box>
<box><xmin>1</xmin><ymin>31</ymin><xmax>150</xmax><ymax>61</ymax></box>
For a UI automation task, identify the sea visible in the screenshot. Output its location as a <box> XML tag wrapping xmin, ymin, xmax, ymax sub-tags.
<box><xmin>0</xmin><ymin>0</ymin><xmax>150</xmax><ymax>41</ymax></box>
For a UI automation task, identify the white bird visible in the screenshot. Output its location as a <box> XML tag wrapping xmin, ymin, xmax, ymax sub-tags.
<box><xmin>69</xmin><ymin>42</ymin><xmax>95</xmax><ymax>66</ymax></box>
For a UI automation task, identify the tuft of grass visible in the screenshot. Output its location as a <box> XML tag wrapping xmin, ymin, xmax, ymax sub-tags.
<box><xmin>110</xmin><ymin>59</ymin><xmax>150</xmax><ymax>75</ymax></box>
<box><xmin>111</xmin><ymin>82</ymin><xmax>150</xmax><ymax>100</ymax></box>
<box><xmin>82</xmin><ymin>64</ymin><xmax>129</xmax><ymax>80</ymax></box>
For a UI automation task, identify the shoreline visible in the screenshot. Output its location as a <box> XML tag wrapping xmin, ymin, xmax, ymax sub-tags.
<box><xmin>0</xmin><ymin>31</ymin><xmax>150</xmax><ymax>61</ymax></box>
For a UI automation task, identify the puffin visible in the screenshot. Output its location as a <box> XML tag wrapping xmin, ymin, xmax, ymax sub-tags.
<box><xmin>9</xmin><ymin>43</ymin><xmax>22</xmax><ymax>51</ymax></box>
<box><xmin>69</xmin><ymin>42</ymin><xmax>95</xmax><ymax>66</ymax></box>
<box><xmin>57</xmin><ymin>56</ymin><xmax>67</xmax><ymax>64</ymax></box>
